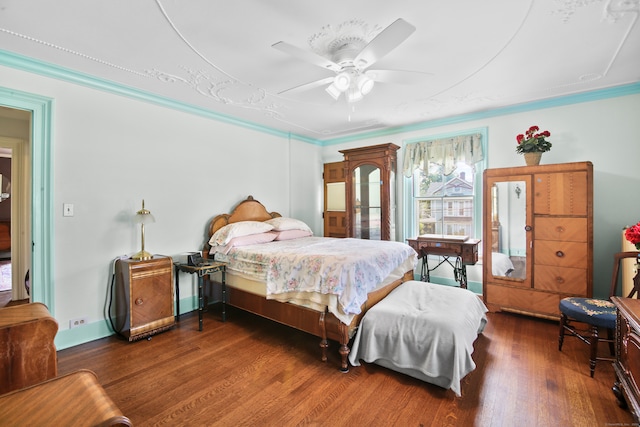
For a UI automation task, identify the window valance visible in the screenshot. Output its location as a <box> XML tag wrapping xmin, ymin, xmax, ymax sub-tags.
<box><xmin>402</xmin><ymin>133</ymin><xmax>484</xmax><ymax>177</ymax></box>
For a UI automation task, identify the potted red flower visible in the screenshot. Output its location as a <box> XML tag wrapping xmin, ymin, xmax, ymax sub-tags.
<box><xmin>516</xmin><ymin>125</ymin><xmax>552</xmax><ymax>166</ymax></box>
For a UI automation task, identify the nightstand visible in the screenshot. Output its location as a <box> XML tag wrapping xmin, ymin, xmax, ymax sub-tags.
<box><xmin>113</xmin><ymin>255</ymin><xmax>175</xmax><ymax>341</ymax></box>
<box><xmin>174</xmin><ymin>260</ymin><xmax>226</xmax><ymax>331</ymax></box>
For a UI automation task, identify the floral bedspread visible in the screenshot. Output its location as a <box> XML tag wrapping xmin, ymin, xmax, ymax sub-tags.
<box><xmin>220</xmin><ymin>237</ymin><xmax>417</xmax><ymax>316</ymax></box>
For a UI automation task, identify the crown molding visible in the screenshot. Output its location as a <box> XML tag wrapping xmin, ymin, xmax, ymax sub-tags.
<box><xmin>1</xmin><ymin>49</ymin><xmax>638</xmax><ymax>147</ymax></box>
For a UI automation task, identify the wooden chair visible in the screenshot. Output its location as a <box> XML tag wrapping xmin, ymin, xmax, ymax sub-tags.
<box><xmin>559</xmin><ymin>251</ymin><xmax>640</xmax><ymax>377</ymax></box>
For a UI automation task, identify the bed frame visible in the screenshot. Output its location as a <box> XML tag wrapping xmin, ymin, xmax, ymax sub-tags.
<box><xmin>204</xmin><ymin>195</ymin><xmax>414</xmax><ymax>371</ymax></box>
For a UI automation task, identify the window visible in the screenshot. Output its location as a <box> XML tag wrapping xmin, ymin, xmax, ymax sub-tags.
<box><xmin>412</xmin><ymin>161</ymin><xmax>475</xmax><ymax>237</ymax></box>
<box><xmin>403</xmin><ymin>130</ymin><xmax>486</xmax><ymax>240</ymax></box>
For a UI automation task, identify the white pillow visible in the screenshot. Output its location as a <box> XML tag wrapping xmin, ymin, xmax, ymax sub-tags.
<box><xmin>264</xmin><ymin>217</ymin><xmax>312</xmax><ymax>232</ymax></box>
<box><xmin>209</xmin><ymin>221</ymin><xmax>274</xmax><ymax>246</ymax></box>
<box><xmin>210</xmin><ymin>232</ymin><xmax>277</xmax><ymax>255</ymax></box>
<box><xmin>271</xmin><ymin>229</ymin><xmax>313</xmax><ymax>241</ymax></box>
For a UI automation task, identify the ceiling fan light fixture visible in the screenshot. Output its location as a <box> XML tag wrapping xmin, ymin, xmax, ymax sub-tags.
<box><xmin>357</xmin><ymin>74</ymin><xmax>375</xmax><ymax>95</ymax></box>
<box><xmin>333</xmin><ymin>72</ymin><xmax>351</xmax><ymax>92</ymax></box>
<box><xmin>325</xmin><ymin>83</ymin><xmax>342</xmax><ymax>100</ymax></box>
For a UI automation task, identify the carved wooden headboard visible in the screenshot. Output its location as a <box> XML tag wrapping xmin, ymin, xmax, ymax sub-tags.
<box><xmin>208</xmin><ymin>195</ymin><xmax>281</xmax><ymax>238</ymax></box>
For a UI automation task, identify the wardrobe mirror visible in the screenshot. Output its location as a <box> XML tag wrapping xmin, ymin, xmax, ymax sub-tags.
<box><xmin>490</xmin><ymin>180</ymin><xmax>527</xmax><ymax>279</ymax></box>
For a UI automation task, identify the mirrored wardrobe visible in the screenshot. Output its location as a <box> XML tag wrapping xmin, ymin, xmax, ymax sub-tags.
<box><xmin>483</xmin><ymin>162</ymin><xmax>593</xmax><ymax>319</ymax></box>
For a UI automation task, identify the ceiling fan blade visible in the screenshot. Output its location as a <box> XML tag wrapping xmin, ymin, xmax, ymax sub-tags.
<box><xmin>354</xmin><ymin>18</ymin><xmax>416</xmax><ymax>69</ymax></box>
<box><xmin>272</xmin><ymin>41</ymin><xmax>342</xmax><ymax>73</ymax></box>
<box><xmin>277</xmin><ymin>76</ymin><xmax>335</xmax><ymax>95</ymax></box>
<box><xmin>366</xmin><ymin>69</ymin><xmax>432</xmax><ymax>85</ymax></box>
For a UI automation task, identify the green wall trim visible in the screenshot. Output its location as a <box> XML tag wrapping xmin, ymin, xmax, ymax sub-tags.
<box><xmin>2</xmin><ymin>49</ymin><xmax>638</xmax><ymax>147</ymax></box>
<box><xmin>0</xmin><ymin>49</ymin><xmax>321</xmax><ymax>146</ymax></box>
<box><xmin>321</xmin><ymin>82</ymin><xmax>640</xmax><ymax>145</ymax></box>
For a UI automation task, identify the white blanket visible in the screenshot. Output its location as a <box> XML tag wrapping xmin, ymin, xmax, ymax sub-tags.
<box><xmin>216</xmin><ymin>237</ymin><xmax>417</xmax><ymax>317</ymax></box>
<box><xmin>348</xmin><ymin>280</ymin><xmax>488</xmax><ymax>397</ymax></box>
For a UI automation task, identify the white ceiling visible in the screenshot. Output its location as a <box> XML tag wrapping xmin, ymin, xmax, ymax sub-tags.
<box><xmin>1</xmin><ymin>1</ymin><xmax>638</xmax><ymax>141</ymax></box>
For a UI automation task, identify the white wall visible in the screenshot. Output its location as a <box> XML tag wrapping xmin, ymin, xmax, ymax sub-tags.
<box><xmin>322</xmin><ymin>93</ymin><xmax>640</xmax><ymax>298</ymax></box>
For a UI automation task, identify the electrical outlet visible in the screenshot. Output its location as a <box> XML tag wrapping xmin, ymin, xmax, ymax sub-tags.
<box><xmin>69</xmin><ymin>317</ymin><xmax>88</xmax><ymax>329</ymax></box>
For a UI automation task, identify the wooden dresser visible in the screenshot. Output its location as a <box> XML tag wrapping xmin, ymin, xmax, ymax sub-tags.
<box><xmin>612</xmin><ymin>296</ymin><xmax>640</xmax><ymax>422</ymax></box>
<box><xmin>114</xmin><ymin>256</ymin><xmax>175</xmax><ymax>341</ymax></box>
<box><xmin>0</xmin><ymin>302</ymin><xmax>58</xmax><ymax>394</ymax></box>
<box><xmin>483</xmin><ymin>161</ymin><xmax>593</xmax><ymax>319</ymax></box>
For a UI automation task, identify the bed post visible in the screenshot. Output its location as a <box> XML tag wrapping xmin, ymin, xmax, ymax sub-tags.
<box><xmin>319</xmin><ymin>312</ymin><xmax>328</xmax><ymax>363</ymax></box>
<box><xmin>338</xmin><ymin>322</ymin><xmax>350</xmax><ymax>372</ymax></box>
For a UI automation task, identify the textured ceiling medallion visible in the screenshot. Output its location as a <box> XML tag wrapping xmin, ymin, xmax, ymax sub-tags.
<box><xmin>308</xmin><ymin>20</ymin><xmax>382</xmax><ymax>63</ymax></box>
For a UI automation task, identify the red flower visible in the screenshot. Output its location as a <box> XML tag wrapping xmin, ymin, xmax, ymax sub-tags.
<box><xmin>515</xmin><ymin>125</ymin><xmax>552</xmax><ymax>154</ymax></box>
<box><xmin>625</xmin><ymin>222</ymin><xmax>640</xmax><ymax>250</ymax></box>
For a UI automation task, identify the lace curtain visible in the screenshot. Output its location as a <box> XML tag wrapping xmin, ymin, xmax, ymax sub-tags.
<box><xmin>402</xmin><ymin>133</ymin><xmax>484</xmax><ymax>177</ymax></box>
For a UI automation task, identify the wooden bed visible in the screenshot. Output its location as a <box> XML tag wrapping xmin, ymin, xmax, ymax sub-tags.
<box><xmin>203</xmin><ymin>195</ymin><xmax>414</xmax><ymax>371</ymax></box>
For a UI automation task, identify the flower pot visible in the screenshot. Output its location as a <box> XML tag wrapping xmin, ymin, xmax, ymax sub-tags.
<box><xmin>524</xmin><ymin>152</ymin><xmax>542</xmax><ymax>166</ymax></box>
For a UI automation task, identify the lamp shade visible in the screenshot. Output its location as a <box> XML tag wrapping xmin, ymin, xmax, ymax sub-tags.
<box><xmin>333</xmin><ymin>72</ymin><xmax>351</xmax><ymax>91</ymax></box>
<box><xmin>357</xmin><ymin>74</ymin><xmax>374</xmax><ymax>95</ymax></box>
<box><xmin>135</xmin><ymin>207</ymin><xmax>155</xmax><ymax>225</ymax></box>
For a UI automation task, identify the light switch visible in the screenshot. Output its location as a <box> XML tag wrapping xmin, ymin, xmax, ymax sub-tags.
<box><xmin>63</xmin><ymin>203</ymin><xmax>74</xmax><ymax>217</ymax></box>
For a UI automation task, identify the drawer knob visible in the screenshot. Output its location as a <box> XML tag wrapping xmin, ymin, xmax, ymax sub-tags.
<box><xmin>556</xmin><ymin>276</ymin><xmax>565</xmax><ymax>284</ymax></box>
<box><xmin>556</xmin><ymin>226</ymin><xmax>565</xmax><ymax>233</ymax></box>
<box><xmin>556</xmin><ymin>251</ymin><xmax>565</xmax><ymax>258</ymax></box>
<box><xmin>525</xmin><ymin>225</ymin><xmax>532</xmax><ymax>231</ymax></box>
<box><xmin>135</xmin><ymin>298</ymin><xmax>144</xmax><ymax>305</ymax></box>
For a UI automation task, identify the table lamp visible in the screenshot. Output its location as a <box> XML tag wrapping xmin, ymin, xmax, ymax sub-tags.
<box><xmin>131</xmin><ymin>199</ymin><xmax>155</xmax><ymax>260</ymax></box>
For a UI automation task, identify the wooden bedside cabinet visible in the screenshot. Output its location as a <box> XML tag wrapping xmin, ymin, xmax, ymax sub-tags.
<box><xmin>114</xmin><ymin>255</ymin><xmax>175</xmax><ymax>341</ymax></box>
<box><xmin>613</xmin><ymin>296</ymin><xmax>640</xmax><ymax>422</ymax></box>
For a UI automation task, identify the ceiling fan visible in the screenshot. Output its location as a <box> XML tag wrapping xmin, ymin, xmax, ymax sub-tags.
<box><xmin>272</xmin><ymin>18</ymin><xmax>429</xmax><ymax>103</ymax></box>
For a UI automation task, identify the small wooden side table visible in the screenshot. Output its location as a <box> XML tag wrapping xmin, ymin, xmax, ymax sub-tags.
<box><xmin>174</xmin><ymin>260</ymin><xmax>226</xmax><ymax>331</ymax></box>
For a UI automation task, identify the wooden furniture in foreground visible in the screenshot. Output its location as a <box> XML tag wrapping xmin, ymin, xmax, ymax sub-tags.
<box><xmin>174</xmin><ymin>260</ymin><xmax>226</xmax><ymax>330</ymax></box>
<box><xmin>0</xmin><ymin>369</ymin><xmax>132</xmax><ymax>426</ymax></box>
<box><xmin>340</xmin><ymin>143</ymin><xmax>399</xmax><ymax>240</ymax></box>
<box><xmin>114</xmin><ymin>256</ymin><xmax>175</xmax><ymax>341</ymax></box>
<box><xmin>0</xmin><ymin>302</ymin><xmax>58</xmax><ymax>394</ymax></box>
<box><xmin>407</xmin><ymin>234</ymin><xmax>480</xmax><ymax>288</ymax></box>
<box><xmin>613</xmin><ymin>296</ymin><xmax>640</xmax><ymax>423</ymax></box>
<box><xmin>204</xmin><ymin>195</ymin><xmax>413</xmax><ymax>371</ymax></box>
<box><xmin>483</xmin><ymin>161</ymin><xmax>593</xmax><ymax>319</ymax></box>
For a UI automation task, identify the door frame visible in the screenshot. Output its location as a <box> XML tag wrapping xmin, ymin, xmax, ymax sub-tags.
<box><xmin>0</xmin><ymin>87</ymin><xmax>54</xmax><ymax>312</ymax></box>
<box><xmin>0</xmin><ymin>136</ymin><xmax>30</xmax><ymax>300</ymax></box>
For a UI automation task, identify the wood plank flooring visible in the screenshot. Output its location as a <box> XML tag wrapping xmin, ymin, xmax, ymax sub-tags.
<box><xmin>56</xmin><ymin>305</ymin><xmax>635</xmax><ymax>426</ymax></box>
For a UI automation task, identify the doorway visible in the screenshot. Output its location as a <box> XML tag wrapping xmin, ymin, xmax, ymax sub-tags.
<box><xmin>0</xmin><ymin>114</ymin><xmax>31</xmax><ymax>305</ymax></box>
<box><xmin>0</xmin><ymin>88</ymin><xmax>54</xmax><ymax>313</ymax></box>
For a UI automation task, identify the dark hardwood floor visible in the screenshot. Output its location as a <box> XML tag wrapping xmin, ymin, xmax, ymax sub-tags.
<box><xmin>56</xmin><ymin>305</ymin><xmax>635</xmax><ymax>426</ymax></box>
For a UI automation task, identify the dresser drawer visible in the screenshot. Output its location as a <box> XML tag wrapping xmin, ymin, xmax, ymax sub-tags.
<box><xmin>534</xmin><ymin>265</ymin><xmax>587</xmax><ymax>295</ymax></box>
<box><xmin>535</xmin><ymin>217</ymin><xmax>587</xmax><ymax>242</ymax></box>
<box><xmin>534</xmin><ymin>240</ymin><xmax>588</xmax><ymax>269</ymax></box>
<box><xmin>486</xmin><ymin>284</ymin><xmax>560</xmax><ymax>318</ymax></box>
